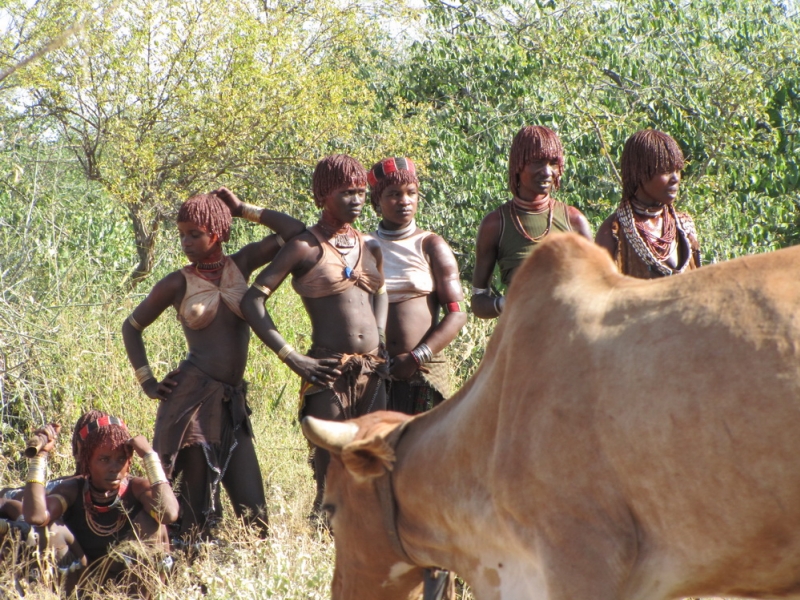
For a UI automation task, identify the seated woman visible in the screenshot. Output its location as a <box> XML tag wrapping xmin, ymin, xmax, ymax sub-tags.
<box><xmin>122</xmin><ymin>189</ymin><xmax>305</xmax><ymax>539</ymax></box>
<box><xmin>367</xmin><ymin>157</ymin><xmax>467</xmax><ymax>414</ymax></box>
<box><xmin>240</xmin><ymin>155</ymin><xmax>387</xmax><ymax>518</ymax></box>
<box><xmin>22</xmin><ymin>414</ymin><xmax>179</xmax><ymax>592</ymax></box>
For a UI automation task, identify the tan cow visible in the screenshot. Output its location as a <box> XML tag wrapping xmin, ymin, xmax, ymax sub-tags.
<box><xmin>304</xmin><ymin>232</ymin><xmax>800</xmax><ymax>600</ymax></box>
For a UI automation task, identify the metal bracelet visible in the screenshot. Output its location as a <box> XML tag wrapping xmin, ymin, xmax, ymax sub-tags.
<box><xmin>277</xmin><ymin>343</ymin><xmax>295</xmax><ymax>362</ymax></box>
<box><xmin>411</xmin><ymin>343</ymin><xmax>433</xmax><ymax>366</ymax></box>
<box><xmin>134</xmin><ymin>365</ymin><xmax>155</xmax><ymax>386</ymax></box>
<box><xmin>241</xmin><ymin>203</ymin><xmax>264</xmax><ymax>223</ymax></box>
<box><xmin>143</xmin><ymin>452</ymin><xmax>168</xmax><ymax>486</ymax></box>
<box><xmin>128</xmin><ymin>314</ymin><xmax>144</xmax><ymax>331</ymax></box>
<box><xmin>493</xmin><ymin>296</ymin><xmax>504</xmax><ymax>316</ymax></box>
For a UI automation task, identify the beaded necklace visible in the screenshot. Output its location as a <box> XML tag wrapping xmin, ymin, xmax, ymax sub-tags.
<box><xmin>617</xmin><ymin>200</ymin><xmax>686</xmax><ymax>276</ymax></box>
<box><xmin>510</xmin><ymin>199</ymin><xmax>553</xmax><ymax>243</ymax></box>
<box><xmin>83</xmin><ymin>477</ymin><xmax>129</xmax><ymax>537</ymax></box>
<box><xmin>318</xmin><ymin>218</ymin><xmax>356</xmax><ymax>251</ymax></box>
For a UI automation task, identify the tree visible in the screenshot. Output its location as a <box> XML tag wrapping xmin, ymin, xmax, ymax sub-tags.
<box><xmin>395</xmin><ymin>0</ymin><xmax>800</xmax><ymax>270</ymax></box>
<box><xmin>4</xmin><ymin>0</ymin><xmax>413</xmax><ymax>285</ymax></box>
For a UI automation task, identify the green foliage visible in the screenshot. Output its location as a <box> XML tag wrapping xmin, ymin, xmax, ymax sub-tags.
<box><xmin>395</xmin><ymin>0</ymin><xmax>800</xmax><ymax>275</ymax></box>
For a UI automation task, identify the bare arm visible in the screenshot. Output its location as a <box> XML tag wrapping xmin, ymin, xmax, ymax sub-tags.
<box><xmin>423</xmin><ymin>235</ymin><xmax>467</xmax><ymax>353</ymax></box>
<box><xmin>240</xmin><ymin>236</ymin><xmax>342</xmax><ymax>386</ymax></box>
<box><xmin>568</xmin><ymin>206</ymin><xmax>594</xmax><ymax>240</ymax></box>
<box><xmin>23</xmin><ymin>426</ymin><xmax>78</xmax><ymax>526</ymax></box>
<box><xmin>121</xmin><ymin>273</ymin><xmax>184</xmax><ymax>400</ymax></box>
<box><xmin>368</xmin><ymin>240</ymin><xmax>388</xmax><ymax>336</ymax></box>
<box><xmin>471</xmin><ymin>210</ymin><xmax>503</xmax><ymax>319</ymax></box>
<box><xmin>127</xmin><ymin>436</ymin><xmax>180</xmax><ymax>523</ymax></box>
<box><xmin>594</xmin><ymin>214</ymin><xmax>618</xmax><ymax>260</ymax></box>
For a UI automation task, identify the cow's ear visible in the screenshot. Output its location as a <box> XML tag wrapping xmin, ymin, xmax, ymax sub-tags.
<box><xmin>340</xmin><ymin>435</ymin><xmax>396</xmax><ymax>482</ymax></box>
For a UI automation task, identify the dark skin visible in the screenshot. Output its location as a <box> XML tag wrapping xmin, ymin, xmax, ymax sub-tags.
<box><xmin>23</xmin><ymin>426</ymin><xmax>178</xmax><ymax>594</ymax></box>
<box><xmin>471</xmin><ymin>159</ymin><xmax>593</xmax><ymax>318</ymax></box>
<box><xmin>241</xmin><ymin>182</ymin><xmax>387</xmax><ymax>512</ymax></box>
<box><xmin>240</xmin><ymin>183</ymin><xmax>388</xmax><ymax>385</ymax></box>
<box><xmin>596</xmin><ymin>170</ymin><xmax>701</xmax><ymax>268</ymax></box>
<box><xmin>121</xmin><ymin>187</ymin><xmax>305</xmax><ymax>536</ymax></box>
<box><xmin>375</xmin><ymin>181</ymin><xmax>467</xmax><ymax>380</ymax></box>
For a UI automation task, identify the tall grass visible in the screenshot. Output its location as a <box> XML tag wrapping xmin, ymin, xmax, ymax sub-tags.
<box><xmin>0</xmin><ymin>143</ymin><xmax>489</xmax><ymax>598</ymax></box>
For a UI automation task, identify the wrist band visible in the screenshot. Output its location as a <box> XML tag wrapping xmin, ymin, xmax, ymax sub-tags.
<box><xmin>277</xmin><ymin>344</ymin><xmax>295</xmax><ymax>361</ymax></box>
<box><xmin>26</xmin><ymin>454</ymin><xmax>47</xmax><ymax>486</ymax></box>
<box><xmin>471</xmin><ymin>286</ymin><xmax>491</xmax><ymax>296</ymax></box>
<box><xmin>252</xmin><ymin>283</ymin><xmax>272</xmax><ymax>297</ymax></box>
<box><xmin>241</xmin><ymin>203</ymin><xmax>264</xmax><ymax>223</ymax></box>
<box><xmin>494</xmin><ymin>296</ymin><xmax>504</xmax><ymax>316</ymax></box>
<box><xmin>410</xmin><ymin>343</ymin><xmax>433</xmax><ymax>367</ymax></box>
<box><xmin>377</xmin><ymin>327</ymin><xmax>386</xmax><ymax>345</ymax></box>
<box><xmin>128</xmin><ymin>314</ymin><xmax>144</xmax><ymax>331</ymax></box>
<box><xmin>276</xmin><ymin>234</ymin><xmax>285</xmax><ymax>247</ymax></box>
<box><xmin>143</xmin><ymin>452</ymin><xmax>168</xmax><ymax>486</ymax></box>
<box><xmin>134</xmin><ymin>365</ymin><xmax>155</xmax><ymax>386</ymax></box>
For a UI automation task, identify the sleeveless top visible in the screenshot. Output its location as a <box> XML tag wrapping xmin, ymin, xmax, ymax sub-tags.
<box><xmin>370</xmin><ymin>230</ymin><xmax>435</xmax><ymax>303</ymax></box>
<box><xmin>609</xmin><ymin>208</ymin><xmax>700</xmax><ymax>279</ymax></box>
<box><xmin>179</xmin><ymin>257</ymin><xmax>247</xmax><ymax>329</ymax></box>
<box><xmin>497</xmin><ymin>200</ymin><xmax>573</xmax><ymax>286</ymax></box>
<box><xmin>292</xmin><ymin>225</ymin><xmax>383</xmax><ymax>298</ymax></box>
<box><xmin>61</xmin><ymin>477</ymin><xmax>141</xmax><ymax>563</ymax></box>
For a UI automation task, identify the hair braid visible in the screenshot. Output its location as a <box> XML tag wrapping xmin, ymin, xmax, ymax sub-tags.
<box><xmin>312</xmin><ymin>155</ymin><xmax>367</xmax><ymax>208</ymax></box>
<box><xmin>508</xmin><ymin>126</ymin><xmax>565</xmax><ymax>196</ymax></box>
<box><xmin>177</xmin><ymin>193</ymin><xmax>232</xmax><ymax>242</ymax></box>
<box><xmin>621</xmin><ymin>129</ymin><xmax>685</xmax><ymax>202</ymax></box>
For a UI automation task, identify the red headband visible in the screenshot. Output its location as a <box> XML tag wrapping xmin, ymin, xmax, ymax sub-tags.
<box><xmin>79</xmin><ymin>415</ymin><xmax>126</xmax><ymax>441</ymax></box>
<box><xmin>367</xmin><ymin>157</ymin><xmax>416</xmax><ymax>187</ymax></box>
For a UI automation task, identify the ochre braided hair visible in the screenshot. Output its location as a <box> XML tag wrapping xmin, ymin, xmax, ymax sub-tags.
<box><xmin>177</xmin><ymin>193</ymin><xmax>232</xmax><ymax>242</ymax></box>
<box><xmin>368</xmin><ymin>157</ymin><xmax>419</xmax><ymax>209</ymax></box>
<box><xmin>621</xmin><ymin>129</ymin><xmax>685</xmax><ymax>202</ymax></box>
<box><xmin>508</xmin><ymin>126</ymin><xmax>565</xmax><ymax>196</ymax></box>
<box><xmin>76</xmin><ymin>412</ymin><xmax>132</xmax><ymax>477</ymax></box>
<box><xmin>312</xmin><ymin>155</ymin><xmax>367</xmax><ymax>208</ymax></box>
<box><xmin>71</xmin><ymin>409</ymin><xmax>106</xmax><ymax>467</ymax></box>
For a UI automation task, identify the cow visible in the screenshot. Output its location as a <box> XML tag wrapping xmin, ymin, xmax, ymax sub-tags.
<box><xmin>303</xmin><ymin>232</ymin><xmax>800</xmax><ymax>600</ymax></box>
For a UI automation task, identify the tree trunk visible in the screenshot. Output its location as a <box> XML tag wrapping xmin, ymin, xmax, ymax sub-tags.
<box><xmin>127</xmin><ymin>205</ymin><xmax>160</xmax><ymax>288</ymax></box>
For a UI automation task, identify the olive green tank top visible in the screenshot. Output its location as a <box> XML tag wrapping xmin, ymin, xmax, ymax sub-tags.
<box><xmin>497</xmin><ymin>200</ymin><xmax>572</xmax><ymax>286</ymax></box>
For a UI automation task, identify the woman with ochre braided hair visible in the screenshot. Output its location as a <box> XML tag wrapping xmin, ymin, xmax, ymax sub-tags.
<box><xmin>595</xmin><ymin>129</ymin><xmax>701</xmax><ymax>277</ymax></box>
<box><xmin>471</xmin><ymin>125</ymin><xmax>593</xmax><ymax>319</ymax></box>
<box><xmin>122</xmin><ymin>189</ymin><xmax>305</xmax><ymax>540</ymax></box>
<box><xmin>240</xmin><ymin>155</ymin><xmax>388</xmax><ymax>520</ymax></box>
<box><xmin>22</xmin><ymin>413</ymin><xmax>179</xmax><ymax>593</ymax></box>
<box><xmin>367</xmin><ymin>157</ymin><xmax>466</xmax><ymax>415</ymax></box>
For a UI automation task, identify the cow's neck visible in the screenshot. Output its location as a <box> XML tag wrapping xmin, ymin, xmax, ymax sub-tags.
<box><xmin>391</xmin><ymin>372</ymin><xmax>500</xmax><ymax>572</ymax></box>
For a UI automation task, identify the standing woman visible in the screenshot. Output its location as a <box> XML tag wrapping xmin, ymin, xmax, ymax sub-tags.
<box><xmin>122</xmin><ymin>189</ymin><xmax>305</xmax><ymax>539</ymax></box>
<box><xmin>595</xmin><ymin>129</ymin><xmax>701</xmax><ymax>277</ymax></box>
<box><xmin>367</xmin><ymin>157</ymin><xmax>467</xmax><ymax>414</ymax></box>
<box><xmin>240</xmin><ymin>155</ymin><xmax>387</xmax><ymax>516</ymax></box>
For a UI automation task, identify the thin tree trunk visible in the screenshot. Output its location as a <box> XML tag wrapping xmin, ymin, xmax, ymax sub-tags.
<box><xmin>127</xmin><ymin>205</ymin><xmax>160</xmax><ymax>288</ymax></box>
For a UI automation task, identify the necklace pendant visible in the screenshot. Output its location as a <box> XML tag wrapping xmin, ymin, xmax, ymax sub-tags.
<box><xmin>344</xmin><ymin>266</ymin><xmax>354</xmax><ymax>279</ymax></box>
<box><xmin>334</xmin><ymin>233</ymin><xmax>356</xmax><ymax>248</ymax></box>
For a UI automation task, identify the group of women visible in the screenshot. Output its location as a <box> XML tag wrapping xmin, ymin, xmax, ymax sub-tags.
<box><xmin>1</xmin><ymin>124</ymin><xmax>700</xmax><ymax>597</ymax></box>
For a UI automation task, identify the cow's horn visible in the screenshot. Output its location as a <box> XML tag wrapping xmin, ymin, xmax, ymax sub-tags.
<box><xmin>302</xmin><ymin>416</ymin><xmax>359</xmax><ymax>453</ymax></box>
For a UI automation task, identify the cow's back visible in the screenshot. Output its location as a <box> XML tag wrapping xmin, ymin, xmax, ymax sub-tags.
<box><xmin>430</xmin><ymin>234</ymin><xmax>800</xmax><ymax>599</ymax></box>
